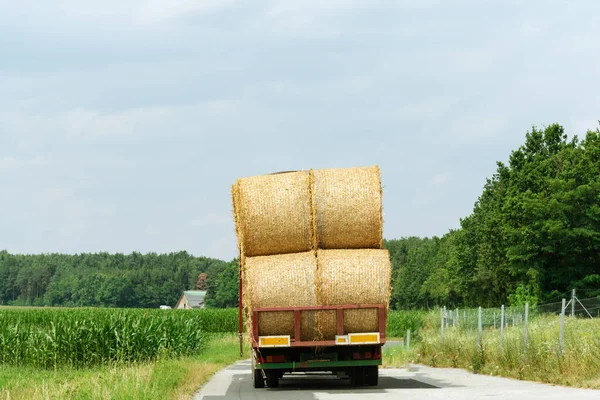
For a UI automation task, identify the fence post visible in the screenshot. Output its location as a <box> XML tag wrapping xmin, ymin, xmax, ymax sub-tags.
<box><xmin>456</xmin><ymin>308</ymin><xmax>459</xmax><ymax>327</ymax></box>
<box><xmin>477</xmin><ymin>306</ymin><xmax>482</xmax><ymax>347</ymax></box>
<box><xmin>406</xmin><ymin>329</ymin><xmax>411</xmax><ymax>350</ymax></box>
<box><xmin>444</xmin><ymin>306</ymin><xmax>448</xmax><ymax>328</ymax></box>
<box><xmin>500</xmin><ymin>305</ymin><xmax>505</xmax><ymax>350</ymax></box>
<box><xmin>559</xmin><ymin>298</ymin><xmax>566</xmax><ymax>355</ymax></box>
<box><xmin>571</xmin><ymin>289</ymin><xmax>576</xmax><ymax>318</ymax></box>
<box><xmin>441</xmin><ymin>308</ymin><xmax>445</xmax><ymax>343</ymax></box>
<box><xmin>523</xmin><ymin>302</ymin><xmax>529</xmax><ymax>352</ymax></box>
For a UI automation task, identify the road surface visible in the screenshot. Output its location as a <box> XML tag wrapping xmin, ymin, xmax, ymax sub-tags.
<box><xmin>194</xmin><ymin>360</ymin><xmax>599</xmax><ymax>400</ymax></box>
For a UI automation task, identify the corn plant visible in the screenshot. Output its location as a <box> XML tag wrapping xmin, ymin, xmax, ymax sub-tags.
<box><xmin>0</xmin><ymin>307</ymin><xmax>237</xmax><ymax>368</ymax></box>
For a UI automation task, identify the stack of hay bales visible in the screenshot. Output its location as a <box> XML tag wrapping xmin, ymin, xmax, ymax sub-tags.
<box><xmin>232</xmin><ymin>166</ymin><xmax>391</xmax><ymax>342</ymax></box>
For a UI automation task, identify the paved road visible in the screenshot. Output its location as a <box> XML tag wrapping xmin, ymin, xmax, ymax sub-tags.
<box><xmin>194</xmin><ymin>360</ymin><xmax>600</xmax><ymax>400</ymax></box>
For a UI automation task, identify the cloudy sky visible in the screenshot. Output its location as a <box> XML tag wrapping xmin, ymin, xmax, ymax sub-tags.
<box><xmin>1</xmin><ymin>1</ymin><xmax>599</xmax><ymax>260</ymax></box>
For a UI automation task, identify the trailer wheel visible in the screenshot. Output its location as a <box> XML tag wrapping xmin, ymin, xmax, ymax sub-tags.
<box><xmin>266</xmin><ymin>370</ymin><xmax>279</xmax><ymax>388</ymax></box>
<box><xmin>253</xmin><ymin>368</ymin><xmax>265</xmax><ymax>388</ymax></box>
<box><xmin>365</xmin><ymin>366</ymin><xmax>379</xmax><ymax>386</ymax></box>
<box><xmin>350</xmin><ymin>367</ymin><xmax>365</xmax><ymax>386</ymax></box>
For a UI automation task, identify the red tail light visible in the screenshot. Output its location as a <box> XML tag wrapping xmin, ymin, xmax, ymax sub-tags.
<box><xmin>352</xmin><ymin>351</ymin><xmax>378</xmax><ymax>360</ymax></box>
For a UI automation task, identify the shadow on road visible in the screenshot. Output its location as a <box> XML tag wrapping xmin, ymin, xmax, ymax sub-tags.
<box><xmin>275</xmin><ymin>375</ymin><xmax>439</xmax><ymax>391</ymax></box>
<box><xmin>199</xmin><ymin>369</ymin><xmax>449</xmax><ymax>399</ymax></box>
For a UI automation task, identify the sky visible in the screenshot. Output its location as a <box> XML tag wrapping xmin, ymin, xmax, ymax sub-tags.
<box><xmin>1</xmin><ymin>0</ymin><xmax>599</xmax><ymax>261</ymax></box>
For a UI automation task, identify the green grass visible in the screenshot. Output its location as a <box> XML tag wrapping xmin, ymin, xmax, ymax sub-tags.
<box><xmin>386</xmin><ymin>310</ymin><xmax>600</xmax><ymax>389</ymax></box>
<box><xmin>0</xmin><ymin>333</ymin><xmax>248</xmax><ymax>400</ymax></box>
<box><xmin>0</xmin><ymin>307</ymin><xmax>427</xmax><ymax>368</ymax></box>
<box><xmin>0</xmin><ymin>307</ymin><xmax>237</xmax><ymax>368</ymax></box>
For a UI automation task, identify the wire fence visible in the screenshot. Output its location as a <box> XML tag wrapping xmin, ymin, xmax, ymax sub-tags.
<box><xmin>538</xmin><ymin>296</ymin><xmax>600</xmax><ymax>318</ymax></box>
<box><xmin>436</xmin><ymin>292</ymin><xmax>600</xmax><ymax>353</ymax></box>
<box><xmin>442</xmin><ymin>294</ymin><xmax>600</xmax><ymax>331</ymax></box>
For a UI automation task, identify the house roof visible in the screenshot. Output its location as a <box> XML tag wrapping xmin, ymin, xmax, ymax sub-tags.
<box><xmin>183</xmin><ymin>290</ymin><xmax>207</xmax><ymax>307</ymax></box>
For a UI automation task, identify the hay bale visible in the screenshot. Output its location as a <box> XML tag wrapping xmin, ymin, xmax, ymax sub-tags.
<box><xmin>244</xmin><ymin>252</ymin><xmax>318</xmax><ymax>341</ymax></box>
<box><xmin>237</xmin><ymin>171</ymin><xmax>314</xmax><ymax>257</ymax></box>
<box><xmin>316</xmin><ymin>249</ymin><xmax>391</xmax><ymax>339</ymax></box>
<box><xmin>231</xmin><ymin>182</ymin><xmax>245</xmax><ymax>264</ymax></box>
<box><xmin>312</xmin><ymin>166</ymin><xmax>383</xmax><ymax>249</ymax></box>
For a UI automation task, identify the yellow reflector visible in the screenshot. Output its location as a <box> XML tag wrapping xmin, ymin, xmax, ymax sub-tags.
<box><xmin>348</xmin><ymin>333</ymin><xmax>380</xmax><ymax>344</ymax></box>
<box><xmin>336</xmin><ymin>335</ymin><xmax>349</xmax><ymax>344</ymax></box>
<box><xmin>258</xmin><ymin>335</ymin><xmax>290</xmax><ymax>347</ymax></box>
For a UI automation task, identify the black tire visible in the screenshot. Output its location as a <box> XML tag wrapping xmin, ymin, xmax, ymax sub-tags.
<box><xmin>365</xmin><ymin>366</ymin><xmax>379</xmax><ymax>386</ymax></box>
<box><xmin>350</xmin><ymin>367</ymin><xmax>365</xmax><ymax>386</ymax></box>
<box><xmin>253</xmin><ymin>368</ymin><xmax>265</xmax><ymax>388</ymax></box>
<box><xmin>267</xmin><ymin>370</ymin><xmax>279</xmax><ymax>388</ymax></box>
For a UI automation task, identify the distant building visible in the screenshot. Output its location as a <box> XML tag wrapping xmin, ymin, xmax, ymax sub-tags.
<box><xmin>175</xmin><ymin>290</ymin><xmax>207</xmax><ymax>309</ymax></box>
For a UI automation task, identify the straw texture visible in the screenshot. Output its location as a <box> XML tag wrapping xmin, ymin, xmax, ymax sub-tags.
<box><xmin>233</xmin><ymin>166</ymin><xmax>389</xmax><ymax>343</ymax></box>
<box><xmin>243</xmin><ymin>252</ymin><xmax>318</xmax><ymax>340</ymax></box>
<box><xmin>316</xmin><ymin>249</ymin><xmax>392</xmax><ymax>339</ymax></box>
<box><xmin>312</xmin><ymin>166</ymin><xmax>383</xmax><ymax>249</ymax></box>
<box><xmin>237</xmin><ymin>171</ymin><xmax>313</xmax><ymax>257</ymax></box>
<box><xmin>231</xmin><ymin>182</ymin><xmax>245</xmax><ymax>264</ymax></box>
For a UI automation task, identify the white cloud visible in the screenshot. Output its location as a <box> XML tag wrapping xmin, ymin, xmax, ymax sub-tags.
<box><xmin>262</xmin><ymin>0</ymin><xmax>369</xmax><ymax>36</ymax></box>
<box><xmin>29</xmin><ymin>188</ymin><xmax>116</xmax><ymax>219</ymax></box>
<box><xmin>0</xmin><ymin>156</ymin><xmax>46</xmax><ymax>170</ymax></box>
<box><xmin>60</xmin><ymin>107</ymin><xmax>171</xmax><ymax>138</ymax></box>
<box><xmin>392</xmin><ymin>97</ymin><xmax>457</xmax><ymax>121</ymax></box>
<box><xmin>135</xmin><ymin>0</ymin><xmax>239</xmax><ymax>24</ymax></box>
<box><xmin>1</xmin><ymin>99</ymin><xmax>240</xmax><ymax>141</ymax></box>
<box><xmin>451</xmin><ymin>116</ymin><xmax>506</xmax><ymax>139</ymax></box>
<box><xmin>430</xmin><ymin>173</ymin><xmax>449</xmax><ymax>186</ymax></box>
<box><xmin>411</xmin><ymin>187</ymin><xmax>434</xmax><ymax>208</ymax></box>
<box><xmin>569</xmin><ymin>119</ymin><xmax>600</xmax><ymax>136</ymax></box>
<box><xmin>144</xmin><ymin>225</ymin><xmax>161</xmax><ymax>236</ymax></box>
<box><xmin>1</xmin><ymin>0</ymin><xmax>600</xmax><ymax>259</ymax></box>
<box><xmin>190</xmin><ymin>213</ymin><xmax>230</xmax><ymax>228</ymax></box>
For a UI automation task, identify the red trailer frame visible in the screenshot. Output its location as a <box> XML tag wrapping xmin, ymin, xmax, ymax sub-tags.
<box><xmin>251</xmin><ymin>304</ymin><xmax>386</xmax><ymax>348</ymax></box>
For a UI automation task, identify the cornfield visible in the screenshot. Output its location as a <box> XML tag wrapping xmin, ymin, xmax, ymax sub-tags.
<box><xmin>0</xmin><ymin>307</ymin><xmax>237</xmax><ymax>368</ymax></box>
<box><xmin>0</xmin><ymin>307</ymin><xmax>422</xmax><ymax>369</ymax></box>
<box><xmin>386</xmin><ymin>310</ymin><xmax>427</xmax><ymax>338</ymax></box>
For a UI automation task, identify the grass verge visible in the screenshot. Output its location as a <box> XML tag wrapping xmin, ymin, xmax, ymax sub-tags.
<box><xmin>0</xmin><ymin>333</ymin><xmax>247</xmax><ymax>400</ymax></box>
<box><xmin>384</xmin><ymin>314</ymin><xmax>600</xmax><ymax>389</ymax></box>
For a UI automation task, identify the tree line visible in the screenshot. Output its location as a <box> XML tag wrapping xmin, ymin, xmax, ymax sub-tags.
<box><xmin>1</xmin><ymin>123</ymin><xmax>598</xmax><ymax>309</ymax></box>
<box><xmin>0</xmin><ymin>251</ymin><xmax>239</xmax><ymax>308</ymax></box>
<box><xmin>388</xmin><ymin>123</ymin><xmax>600</xmax><ymax>308</ymax></box>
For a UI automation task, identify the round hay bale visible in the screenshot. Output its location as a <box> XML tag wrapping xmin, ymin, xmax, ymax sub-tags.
<box><xmin>312</xmin><ymin>166</ymin><xmax>383</xmax><ymax>249</ymax></box>
<box><xmin>316</xmin><ymin>249</ymin><xmax>391</xmax><ymax>339</ymax></box>
<box><xmin>231</xmin><ymin>182</ymin><xmax>245</xmax><ymax>264</ymax></box>
<box><xmin>244</xmin><ymin>252</ymin><xmax>318</xmax><ymax>341</ymax></box>
<box><xmin>237</xmin><ymin>171</ymin><xmax>314</xmax><ymax>257</ymax></box>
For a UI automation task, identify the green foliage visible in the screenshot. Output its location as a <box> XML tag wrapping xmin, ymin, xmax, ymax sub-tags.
<box><xmin>389</xmin><ymin>123</ymin><xmax>600</xmax><ymax>309</ymax></box>
<box><xmin>0</xmin><ymin>251</ymin><xmax>230</xmax><ymax>308</ymax></box>
<box><xmin>0</xmin><ymin>307</ymin><xmax>237</xmax><ymax>368</ymax></box>
<box><xmin>386</xmin><ymin>310</ymin><xmax>427</xmax><ymax>337</ymax></box>
<box><xmin>204</xmin><ymin>260</ymin><xmax>239</xmax><ymax>308</ymax></box>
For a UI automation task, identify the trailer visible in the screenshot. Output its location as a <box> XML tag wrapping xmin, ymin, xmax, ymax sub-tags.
<box><xmin>239</xmin><ymin>298</ymin><xmax>386</xmax><ymax>388</ymax></box>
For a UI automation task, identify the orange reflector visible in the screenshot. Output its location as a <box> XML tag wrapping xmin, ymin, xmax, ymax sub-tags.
<box><xmin>258</xmin><ymin>335</ymin><xmax>290</xmax><ymax>347</ymax></box>
<box><xmin>335</xmin><ymin>335</ymin><xmax>349</xmax><ymax>345</ymax></box>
